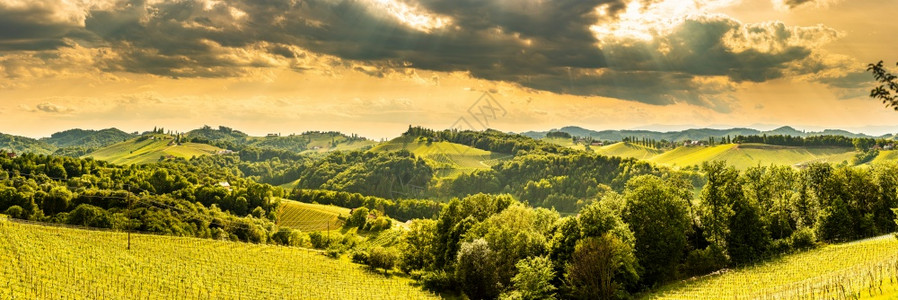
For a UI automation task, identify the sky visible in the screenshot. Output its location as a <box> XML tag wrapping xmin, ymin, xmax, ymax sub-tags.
<box><xmin>1</xmin><ymin>0</ymin><xmax>897</xmax><ymax>140</ymax></box>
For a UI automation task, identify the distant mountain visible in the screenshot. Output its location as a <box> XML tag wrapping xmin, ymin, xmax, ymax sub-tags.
<box><xmin>42</xmin><ymin>128</ymin><xmax>135</xmax><ymax>148</ymax></box>
<box><xmin>0</xmin><ymin>133</ymin><xmax>55</xmax><ymax>155</ymax></box>
<box><xmin>522</xmin><ymin>126</ymin><xmax>881</xmax><ymax>142</ymax></box>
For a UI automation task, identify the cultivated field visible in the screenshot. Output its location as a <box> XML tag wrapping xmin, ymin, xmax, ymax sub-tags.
<box><xmin>0</xmin><ymin>217</ymin><xmax>437</xmax><ymax>299</ymax></box>
<box><xmin>277</xmin><ymin>199</ymin><xmax>350</xmax><ymax>232</ymax></box>
<box><xmin>647</xmin><ymin>235</ymin><xmax>898</xmax><ymax>299</ymax></box>
<box><xmin>370</xmin><ymin>136</ymin><xmax>511</xmax><ymax>178</ymax></box>
<box><xmin>84</xmin><ymin>134</ymin><xmax>223</xmax><ymax>164</ymax></box>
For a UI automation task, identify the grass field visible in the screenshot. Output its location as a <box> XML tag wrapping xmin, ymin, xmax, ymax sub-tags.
<box><xmin>277</xmin><ymin>199</ymin><xmax>350</xmax><ymax>232</ymax></box>
<box><xmin>0</xmin><ymin>217</ymin><xmax>437</xmax><ymax>299</ymax></box>
<box><xmin>84</xmin><ymin>134</ymin><xmax>223</xmax><ymax>165</ymax></box>
<box><xmin>592</xmin><ymin>142</ymin><xmax>664</xmax><ymax>160</ymax></box>
<box><xmin>370</xmin><ymin>136</ymin><xmax>511</xmax><ymax>178</ymax></box>
<box><xmin>649</xmin><ymin>144</ymin><xmax>858</xmax><ymax>169</ymax></box>
<box><xmin>646</xmin><ymin>235</ymin><xmax>898</xmax><ymax>299</ymax></box>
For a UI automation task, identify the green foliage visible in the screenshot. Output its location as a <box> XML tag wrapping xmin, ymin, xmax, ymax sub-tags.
<box><xmin>368</xmin><ymin>246</ymin><xmax>399</xmax><ymax>272</ymax></box>
<box><xmin>700</xmin><ymin>161</ymin><xmax>739</xmax><ymax>250</ymax></box>
<box><xmin>455</xmin><ymin>238</ymin><xmax>500</xmax><ymax>300</ymax></box>
<box><xmin>623</xmin><ymin>175</ymin><xmax>691</xmax><ymax>286</ymax></box>
<box><xmin>346</xmin><ymin>207</ymin><xmax>369</xmax><ymax>229</ymax></box>
<box><xmin>867</xmin><ymin>60</ymin><xmax>898</xmax><ymax>110</ymax></box>
<box><xmin>399</xmin><ymin>219</ymin><xmax>437</xmax><ymax>273</ymax></box>
<box><xmin>508</xmin><ymin>256</ymin><xmax>557</xmax><ymax>300</ymax></box>
<box><xmin>565</xmin><ymin>234</ymin><xmax>637</xmax><ymax>300</ymax></box>
<box><xmin>3</xmin><ymin>205</ymin><xmax>24</xmax><ymax>219</ymax></box>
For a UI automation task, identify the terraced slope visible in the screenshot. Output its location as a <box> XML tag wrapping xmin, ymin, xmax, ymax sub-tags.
<box><xmin>277</xmin><ymin>199</ymin><xmax>350</xmax><ymax>232</ymax></box>
<box><xmin>0</xmin><ymin>217</ymin><xmax>437</xmax><ymax>299</ymax></box>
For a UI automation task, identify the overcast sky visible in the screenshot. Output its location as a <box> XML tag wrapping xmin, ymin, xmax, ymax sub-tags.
<box><xmin>1</xmin><ymin>0</ymin><xmax>896</xmax><ymax>139</ymax></box>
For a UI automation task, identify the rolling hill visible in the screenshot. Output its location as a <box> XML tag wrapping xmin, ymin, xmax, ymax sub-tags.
<box><xmin>649</xmin><ymin>143</ymin><xmax>858</xmax><ymax>169</ymax></box>
<box><xmin>524</xmin><ymin>125</ymin><xmax>883</xmax><ymax>142</ymax></box>
<box><xmin>592</xmin><ymin>142</ymin><xmax>664</xmax><ymax>160</ymax></box>
<box><xmin>647</xmin><ymin>235</ymin><xmax>898</xmax><ymax>299</ymax></box>
<box><xmin>186</xmin><ymin>126</ymin><xmax>376</xmax><ymax>153</ymax></box>
<box><xmin>277</xmin><ymin>199</ymin><xmax>350</xmax><ymax>232</ymax></box>
<box><xmin>41</xmin><ymin>128</ymin><xmax>135</xmax><ymax>148</ymax></box>
<box><xmin>544</xmin><ymin>140</ymin><xmax>877</xmax><ymax>169</ymax></box>
<box><xmin>370</xmin><ymin>135</ymin><xmax>512</xmax><ymax>178</ymax></box>
<box><xmin>0</xmin><ymin>133</ymin><xmax>55</xmax><ymax>155</ymax></box>
<box><xmin>0</xmin><ymin>217</ymin><xmax>437</xmax><ymax>299</ymax></box>
<box><xmin>83</xmin><ymin>134</ymin><xmax>224</xmax><ymax>164</ymax></box>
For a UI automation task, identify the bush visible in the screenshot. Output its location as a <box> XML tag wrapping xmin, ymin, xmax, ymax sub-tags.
<box><xmin>683</xmin><ymin>245</ymin><xmax>728</xmax><ymax>277</ymax></box>
<box><xmin>368</xmin><ymin>247</ymin><xmax>398</xmax><ymax>272</ymax></box>
<box><xmin>420</xmin><ymin>270</ymin><xmax>456</xmax><ymax>292</ymax></box>
<box><xmin>4</xmin><ymin>205</ymin><xmax>24</xmax><ymax>219</ymax></box>
<box><xmin>366</xmin><ymin>216</ymin><xmax>393</xmax><ymax>231</ymax></box>
<box><xmin>788</xmin><ymin>227</ymin><xmax>817</xmax><ymax>250</ymax></box>
<box><xmin>351</xmin><ymin>250</ymin><xmax>370</xmax><ymax>264</ymax></box>
<box><xmin>66</xmin><ymin>204</ymin><xmax>113</xmax><ymax>228</ymax></box>
<box><xmin>325</xmin><ymin>244</ymin><xmax>347</xmax><ymax>258</ymax></box>
<box><xmin>270</xmin><ymin>228</ymin><xmax>303</xmax><ymax>246</ymax></box>
<box><xmin>309</xmin><ymin>231</ymin><xmax>344</xmax><ymax>249</ymax></box>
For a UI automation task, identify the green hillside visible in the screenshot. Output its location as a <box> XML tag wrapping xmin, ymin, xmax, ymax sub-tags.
<box><xmin>647</xmin><ymin>235</ymin><xmax>898</xmax><ymax>299</ymax></box>
<box><xmin>84</xmin><ymin>134</ymin><xmax>223</xmax><ymax>164</ymax></box>
<box><xmin>277</xmin><ymin>199</ymin><xmax>350</xmax><ymax>232</ymax></box>
<box><xmin>187</xmin><ymin>126</ymin><xmax>376</xmax><ymax>153</ymax></box>
<box><xmin>649</xmin><ymin>144</ymin><xmax>857</xmax><ymax>169</ymax></box>
<box><xmin>41</xmin><ymin>128</ymin><xmax>135</xmax><ymax>148</ymax></box>
<box><xmin>592</xmin><ymin>142</ymin><xmax>664</xmax><ymax>160</ymax></box>
<box><xmin>370</xmin><ymin>136</ymin><xmax>511</xmax><ymax>178</ymax></box>
<box><xmin>0</xmin><ymin>217</ymin><xmax>437</xmax><ymax>299</ymax></box>
<box><xmin>0</xmin><ymin>133</ymin><xmax>55</xmax><ymax>155</ymax></box>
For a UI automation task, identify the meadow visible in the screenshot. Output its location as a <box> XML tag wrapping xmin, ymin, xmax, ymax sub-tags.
<box><xmin>84</xmin><ymin>134</ymin><xmax>223</xmax><ymax>164</ymax></box>
<box><xmin>0</xmin><ymin>216</ymin><xmax>437</xmax><ymax>299</ymax></box>
<box><xmin>370</xmin><ymin>136</ymin><xmax>511</xmax><ymax>178</ymax></box>
<box><xmin>646</xmin><ymin>235</ymin><xmax>898</xmax><ymax>299</ymax></box>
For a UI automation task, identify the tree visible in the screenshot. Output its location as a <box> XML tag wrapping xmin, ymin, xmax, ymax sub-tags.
<box><xmin>456</xmin><ymin>238</ymin><xmax>500</xmax><ymax>300</ymax></box>
<box><xmin>725</xmin><ymin>194</ymin><xmax>769</xmax><ymax>265</ymax></box>
<box><xmin>699</xmin><ymin>161</ymin><xmax>739</xmax><ymax>250</ymax></box>
<box><xmin>399</xmin><ymin>219</ymin><xmax>437</xmax><ymax>273</ymax></box>
<box><xmin>368</xmin><ymin>247</ymin><xmax>398</xmax><ymax>273</ymax></box>
<box><xmin>623</xmin><ymin>175</ymin><xmax>691</xmax><ymax>286</ymax></box>
<box><xmin>565</xmin><ymin>234</ymin><xmax>636</xmax><ymax>300</ymax></box>
<box><xmin>867</xmin><ymin>61</ymin><xmax>898</xmax><ymax>110</ymax></box>
<box><xmin>508</xmin><ymin>256</ymin><xmax>557</xmax><ymax>300</ymax></box>
<box><xmin>346</xmin><ymin>207</ymin><xmax>369</xmax><ymax>229</ymax></box>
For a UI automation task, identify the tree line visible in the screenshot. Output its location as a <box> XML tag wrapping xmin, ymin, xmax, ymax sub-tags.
<box><xmin>393</xmin><ymin>161</ymin><xmax>898</xmax><ymax>299</ymax></box>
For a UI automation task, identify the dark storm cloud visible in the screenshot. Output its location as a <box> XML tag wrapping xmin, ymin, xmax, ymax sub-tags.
<box><xmin>0</xmin><ymin>0</ymin><xmax>843</xmax><ymax>111</ymax></box>
<box><xmin>0</xmin><ymin>1</ymin><xmax>90</xmax><ymax>50</ymax></box>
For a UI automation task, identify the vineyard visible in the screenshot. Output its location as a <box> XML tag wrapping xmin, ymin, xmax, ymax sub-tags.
<box><xmin>277</xmin><ymin>200</ymin><xmax>350</xmax><ymax>232</ymax></box>
<box><xmin>0</xmin><ymin>217</ymin><xmax>437</xmax><ymax>299</ymax></box>
<box><xmin>647</xmin><ymin>234</ymin><xmax>898</xmax><ymax>299</ymax></box>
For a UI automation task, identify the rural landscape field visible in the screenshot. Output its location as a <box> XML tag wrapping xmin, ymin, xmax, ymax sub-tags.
<box><xmin>2</xmin><ymin>0</ymin><xmax>898</xmax><ymax>299</ymax></box>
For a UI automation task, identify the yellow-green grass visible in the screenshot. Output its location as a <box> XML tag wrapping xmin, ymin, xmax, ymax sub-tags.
<box><xmin>650</xmin><ymin>144</ymin><xmax>857</xmax><ymax>169</ymax></box>
<box><xmin>593</xmin><ymin>142</ymin><xmax>665</xmax><ymax>160</ymax></box>
<box><xmin>298</xmin><ymin>133</ymin><xmax>377</xmax><ymax>153</ymax></box>
<box><xmin>371</xmin><ymin>136</ymin><xmax>511</xmax><ymax>178</ymax></box>
<box><xmin>0</xmin><ymin>218</ymin><xmax>437</xmax><ymax>299</ymax></box>
<box><xmin>278</xmin><ymin>178</ymin><xmax>301</xmax><ymax>190</ymax></box>
<box><xmin>84</xmin><ymin>135</ymin><xmax>223</xmax><ymax>165</ymax></box>
<box><xmin>277</xmin><ymin>199</ymin><xmax>350</xmax><ymax>232</ymax></box>
<box><xmin>871</xmin><ymin>150</ymin><xmax>898</xmax><ymax>165</ymax></box>
<box><xmin>646</xmin><ymin>235</ymin><xmax>898</xmax><ymax>299</ymax></box>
